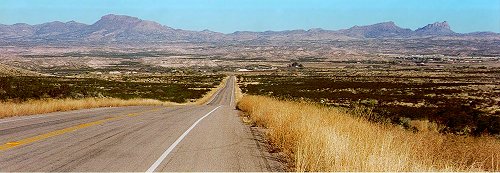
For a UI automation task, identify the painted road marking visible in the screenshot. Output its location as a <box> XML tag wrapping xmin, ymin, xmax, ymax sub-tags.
<box><xmin>146</xmin><ymin>105</ymin><xmax>222</xmax><ymax>172</ymax></box>
<box><xmin>0</xmin><ymin>108</ymin><xmax>161</xmax><ymax>152</ymax></box>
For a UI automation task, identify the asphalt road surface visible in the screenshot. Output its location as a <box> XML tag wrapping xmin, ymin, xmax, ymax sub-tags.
<box><xmin>0</xmin><ymin>76</ymin><xmax>277</xmax><ymax>172</ymax></box>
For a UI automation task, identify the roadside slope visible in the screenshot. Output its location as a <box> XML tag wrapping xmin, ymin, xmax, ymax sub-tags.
<box><xmin>237</xmin><ymin>95</ymin><xmax>500</xmax><ymax>171</ymax></box>
<box><xmin>0</xmin><ymin>76</ymin><xmax>228</xmax><ymax>119</ymax></box>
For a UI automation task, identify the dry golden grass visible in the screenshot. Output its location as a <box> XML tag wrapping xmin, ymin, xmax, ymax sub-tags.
<box><xmin>237</xmin><ymin>95</ymin><xmax>500</xmax><ymax>172</ymax></box>
<box><xmin>234</xmin><ymin>78</ymin><xmax>244</xmax><ymax>103</ymax></box>
<box><xmin>0</xmin><ymin>98</ymin><xmax>169</xmax><ymax>119</ymax></box>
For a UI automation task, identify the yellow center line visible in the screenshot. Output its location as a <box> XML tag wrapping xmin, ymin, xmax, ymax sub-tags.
<box><xmin>0</xmin><ymin>108</ymin><xmax>162</xmax><ymax>152</ymax></box>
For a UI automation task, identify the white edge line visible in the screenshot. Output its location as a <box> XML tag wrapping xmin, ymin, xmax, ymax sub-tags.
<box><xmin>146</xmin><ymin>105</ymin><xmax>222</xmax><ymax>172</ymax></box>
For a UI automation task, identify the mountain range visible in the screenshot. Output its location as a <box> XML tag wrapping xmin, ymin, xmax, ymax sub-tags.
<box><xmin>1</xmin><ymin>14</ymin><xmax>498</xmax><ymax>43</ymax></box>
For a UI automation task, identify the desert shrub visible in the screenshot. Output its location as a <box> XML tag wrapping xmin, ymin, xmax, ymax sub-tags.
<box><xmin>238</xmin><ymin>75</ymin><xmax>499</xmax><ymax>136</ymax></box>
<box><xmin>0</xmin><ymin>75</ymin><xmax>221</xmax><ymax>103</ymax></box>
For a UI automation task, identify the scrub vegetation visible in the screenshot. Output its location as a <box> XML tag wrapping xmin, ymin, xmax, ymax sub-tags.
<box><xmin>237</xmin><ymin>69</ymin><xmax>500</xmax><ymax>136</ymax></box>
<box><xmin>0</xmin><ymin>75</ymin><xmax>223</xmax><ymax>103</ymax></box>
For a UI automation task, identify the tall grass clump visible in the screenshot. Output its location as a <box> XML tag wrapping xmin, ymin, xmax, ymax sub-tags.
<box><xmin>0</xmin><ymin>98</ymin><xmax>169</xmax><ymax>119</ymax></box>
<box><xmin>237</xmin><ymin>95</ymin><xmax>500</xmax><ymax>171</ymax></box>
<box><xmin>234</xmin><ymin>77</ymin><xmax>244</xmax><ymax>102</ymax></box>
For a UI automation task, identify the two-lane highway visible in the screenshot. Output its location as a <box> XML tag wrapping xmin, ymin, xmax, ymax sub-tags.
<box><xmin>0</xmin><ymin>76</ymin><xmax>273</xmax><ymax>172</ymax></box>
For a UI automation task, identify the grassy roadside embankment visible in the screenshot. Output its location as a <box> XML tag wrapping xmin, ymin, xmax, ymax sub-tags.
<box><xmin>237</xmin><ymin>95</ymin><xmax>500</xmax><ymax>171</ymax></box>
<box><xmin>0</xmin><ymin>98</ymin><xmax>167</xmax><ymax>119</ymax></box>
<box><xmin>0</xmin><ymin>76</ymin><xmax>228</xmax><ymax>119</ymax></box>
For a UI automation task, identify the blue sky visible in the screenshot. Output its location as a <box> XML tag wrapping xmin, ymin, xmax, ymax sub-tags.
<box><xmin>0</xmin><ymin>0</ymin><xmax>499</xmax><ymax>33</ymax></box>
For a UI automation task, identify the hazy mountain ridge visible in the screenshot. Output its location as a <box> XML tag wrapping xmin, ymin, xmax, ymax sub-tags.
<box><xmin>0</xmin><ymin>14</ymin><xmax>498</xmax><ymax>43</ymax></box>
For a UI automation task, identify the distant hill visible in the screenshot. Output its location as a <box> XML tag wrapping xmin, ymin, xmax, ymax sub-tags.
<box><xmin>0</xmin><ymin>14</ymin><xmax>498</xmax><ymax>43</ymax></box>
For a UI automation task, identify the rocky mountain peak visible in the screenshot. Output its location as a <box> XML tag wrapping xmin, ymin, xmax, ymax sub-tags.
<box><xmin>430</xmin><ymin>21</ymin><xmax>450</xmax><ymax>29</ymax></box>
<box><xmin>415</xmin><ymin>21</ymin><xmax>454</xmax><ymax>35</ymax></box>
